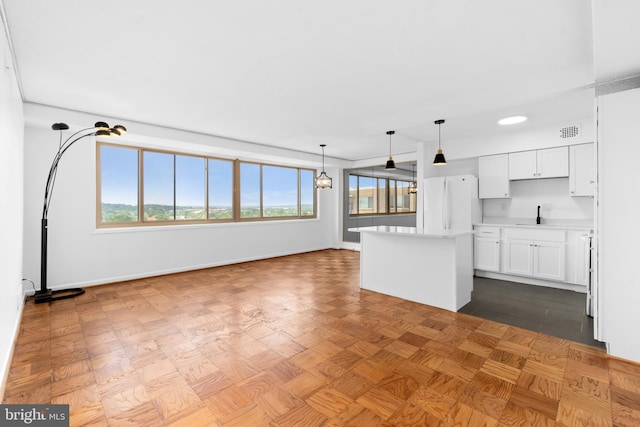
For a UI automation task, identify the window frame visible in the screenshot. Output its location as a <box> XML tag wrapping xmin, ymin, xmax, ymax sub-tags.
<box><xmin>347</xmin><ymin>172</ymin><xmax>417</xmax><ymax>217</ymax></box>
<box><xmin>96</xmin><ymin>142</ymin><xmax>317</xmax><ymax>228</ymax></box>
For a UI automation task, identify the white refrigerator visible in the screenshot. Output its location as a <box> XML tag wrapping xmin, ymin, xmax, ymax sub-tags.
<box><xmin>424</xmin><ymin>175</ymin><xmax>481</xmax><ymax>231</ymax></box>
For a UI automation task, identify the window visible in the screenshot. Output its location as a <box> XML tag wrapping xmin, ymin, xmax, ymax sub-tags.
<box><xmin>143</xmin><ymin>151</ymin><xmax>175</xmax><ymax>221</ymax></box>
<box><xmin>348</xmin><ymin>173</ymin><xmax>416</xmax><ymax>216</ymax></box>
<box><xmin>97</xmin><ymin>143</ymin><xmax>317</xmax><ymax>227</ymax></box>
<box><xmin>240</xmin><ymin>162</ymin><xmax>261</xmax><ymax>219</ymax></box>
<box><xmin>300</xmin><ymin>169</ymin><xmax>315</xmax><ymax>217</ymax></box>
<box><xmin>239</xmin><ymin>162</ymin><xmax>316</xmax><ymax>219</ymax></box>
<box><xmin>98</xmin><ymin>144</ymin><xmax>139</xmax><ymax>223</ymax></box>
<box><xmin>358</xmin><ymin>176</ymin><xmax>376</xmax><ymax>215</ymax></box>
<box><xmin>208</xmin><ymin>159</ymin><xmax>233</xmax><ymax>220</ymax></box>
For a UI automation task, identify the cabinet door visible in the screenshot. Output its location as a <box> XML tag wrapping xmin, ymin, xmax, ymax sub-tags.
<box><xmin>533</xmin><ymin>241</ymin><xmax>565</xmax><ymax>281</ymax></box>
<box><xmin>479</xmin><ymin>154</ymin><xmax>510</xmax><ymax>198</ymax></box>
<box><xmin>569</xmin><ymin>144</ymin><xmax>595</xmax><ymax>196</ymax></box>
<box><xmin>474</xmin><ymin>237</ymin><xmax>500</xmax><ymax>272</ymax></box>
<box><xmin>508</xmin><ymin>151</ymin><xmax>537</xmax><ymax>180</ymax></box>
<box><xmin>537</xmin><ymin>146</ymin><xmax>569</xmax><ymax>178</ymax></box>
<box><xmin>503</xmin><ymin>239</ymin><xmax>533</xmax><ymax>276</ymax></box>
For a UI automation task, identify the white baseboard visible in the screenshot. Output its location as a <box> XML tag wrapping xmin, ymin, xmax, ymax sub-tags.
<box><xmin>23</xmin><ymin>246</ymin><xmax>339</xmax><ymax>295</ymax></box>
<box><xmin>0</xmin><ymin>293</ymin><xmax>26</xmax><ymax>402</ymax></box>
<box><xmin>341</xmin><ymin>242</ymin><xmax>361</xmax><ymax>251</ymax></box>
<box><xmin>475</xmin><ymin>270</ymin><xmax>588</xmax><ymax>293</ymax></box>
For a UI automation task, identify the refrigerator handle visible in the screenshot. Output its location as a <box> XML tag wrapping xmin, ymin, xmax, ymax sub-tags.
<box><xmin>443</xmin><ymin>179</ymin><xmax>448</xmax><ymax>230</ymax></box>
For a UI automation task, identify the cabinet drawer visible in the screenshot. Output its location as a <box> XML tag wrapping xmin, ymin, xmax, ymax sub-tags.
<box><xmin>503</xmin><ymin>228</ymin><xmax>565</xmax><ymax>242</ymax></box>
<box><xmin>475</xmin><ymin>227</ymin><xmax>500</xmax><ymax>237</ymax></box>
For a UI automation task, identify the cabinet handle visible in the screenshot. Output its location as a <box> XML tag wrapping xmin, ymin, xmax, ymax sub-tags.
<box><xmin>589</xmin><ymin>180</ymin><xmax>595</xmax><ymax>184</ymax></box>
<box><xmin>504</xmin><ymin>193</ymin><xmax>508</xmax><ymax>196</ymax></box>
<box><xmin>571</xmin><ymin>191</ymin><xmax>575</xmax><ymax>194</ymax></box>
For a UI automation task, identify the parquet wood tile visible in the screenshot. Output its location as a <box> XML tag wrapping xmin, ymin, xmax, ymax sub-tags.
<box><xmin>3</xmin><ymin>249</ymin><xmax>640</xmax><ymax>426</ymax></box>
<box><xmin>328</xmin><ymin>402</ymin><xmax>384</xmax><ymax>427</ymax></box>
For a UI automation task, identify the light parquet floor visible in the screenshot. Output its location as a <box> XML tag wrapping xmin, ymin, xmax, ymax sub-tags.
<box><xmin>4</xmin><ymin>249</ymin><xmax>640</xmax><ymax>426</ymax></box>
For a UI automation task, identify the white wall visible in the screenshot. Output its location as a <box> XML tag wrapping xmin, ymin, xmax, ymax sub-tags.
<box><xmin>425</xmin><ymin>157</ymin><xmax>478</xmax><ymax>178</ymax></box>
<box><xmin>420</xmin><ymin>117</ymin><xmax>594</xmax><ymax>178</ymax></box>
<box><xmin>483</xmin><ymin>178</ymin><xmax>594</xmax><ymax>222</ymax></box>
<box><xmin>0</xmin><ymin>22</ymin><xmax>25</xmax><ymax>397</ymax></box>
<box><xmin>434</xmin><ymin>118</ymin><xmax>594</xmax><ymax>161</ymax></box>
<box><xmin>22</xmin><ymin>106</ymin><xmax>342</xmax><ymax>293</ymax></box>
<box><xmin>597</xmin><ymin>87</ymin><xmax>640</xmax><ymax>362</ymax></box>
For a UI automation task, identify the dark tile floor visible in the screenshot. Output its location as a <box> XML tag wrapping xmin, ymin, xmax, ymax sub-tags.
<box><xmin>460</xmin><ymin>276</ymin><xmax>605</xmax><ymax>349</ymax></box>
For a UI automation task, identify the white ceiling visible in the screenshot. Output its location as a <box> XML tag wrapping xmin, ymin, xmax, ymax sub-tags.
<box><xmin>2</xmin><ymin>1</ymin><xmax>639</xmax><ymax>161</ymax></box>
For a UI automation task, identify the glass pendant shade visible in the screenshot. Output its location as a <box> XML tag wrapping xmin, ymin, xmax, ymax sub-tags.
<box><xmin>315</xmin><ymin>171</ymin><xmax>332</xmax><ymax>189</ymax></box>
<box><xmin>316</xmin><ymin>144</ymin><xmax>332</xmax><ymax>189</ymax></box>
<box><xmin>409</xmin><ymin>164</ymin><xmax>417</xmax><ymax>193</ymax></box>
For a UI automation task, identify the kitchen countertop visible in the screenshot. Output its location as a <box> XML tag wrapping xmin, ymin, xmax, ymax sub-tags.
<box><xmin>474</xmin><ymin>222</ymin><xmax>593</xmax><ymax>231</ymax></box>
<box><xmin>348</xmin><ymin>225</ymin><xmax>474</xmax><ymax>238</ymax></box>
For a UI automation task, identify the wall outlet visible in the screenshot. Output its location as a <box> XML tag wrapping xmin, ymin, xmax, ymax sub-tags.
<box><xmin>542</xmin><ymin>203</ymin><xmax>553</xmax><ymax>211</ymax></box>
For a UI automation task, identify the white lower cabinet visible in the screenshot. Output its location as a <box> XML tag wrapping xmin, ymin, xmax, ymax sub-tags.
<box><xmin>500</xmin><ymin>227</ymin><xmax>566</xmax><ymax>282</ymax></box>
<box><xmin>503</xmin><ymin>239</ymin><xmax>567</xmax><ymax>281</ymax></box>
<box><xmin>475</xmin><ymin>237</ymin><xmax>501</xmax><ymax>271</ymax></box>
<box><xmin>503</xmin><ymin>239</ymin><xmax>533</xmax><ymax>276</ymax></box>
<box><xmin>474</xmin><ymin>225</ymin><xmax>590</xmax><ymax>288</ymax></box>
<box><xmin>474</xmin><ymin>227</ymin><xmax>501</xmax><ymax>272</ymax></box>
<box><xmin>531</xmin><ymin>241</ymin><xmax>566</xmax><ymax>281</ymax></box>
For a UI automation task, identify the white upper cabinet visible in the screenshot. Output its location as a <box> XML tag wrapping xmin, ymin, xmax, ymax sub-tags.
<box><xmin>478</xmin><ymin>154</ymin><xmax>510</xmax><ymax>199</ymax></box>
<box><xmin>537</xmin><ymin>146</ymin><xmax>569</xmax><ymax>178</ymax></box>
<box><xmin>508</xmin><ymin>150</ymin><xmax>537</xmax><ymax>180</ymax></box>
<box><xmin>508</xmin><ymin>147</ymin><xmax>569</xmax><ymax>180</ymax></box>
<box><xmin>569</xmin><ymin>143</ymin><xmax>595</xmax><ymax>197</ymax></box>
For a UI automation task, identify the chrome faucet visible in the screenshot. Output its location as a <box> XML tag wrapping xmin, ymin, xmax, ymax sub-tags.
<box><xmin>536</xmin><ymin>205</ymin><xmax>541</xmax><ymax>224</ymax></box>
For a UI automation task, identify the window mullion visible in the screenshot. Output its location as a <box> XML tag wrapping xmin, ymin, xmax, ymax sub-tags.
<box><xmin>139</xmin><ymin>148</ymin><xmax>144</xmax><ymax>222</ymax></box>
<box><xmin>297</xmin><ymin>169</ymin><xmax>301</xmax><ymax>218</ymax></box>
<box><xmin>259</xmin><ymin>165</ymin><xmax>263</xmax><ymax>218</ymax></box>
<box><xmin>205</xmin><ymin>158</ymin><xmax>209</xmax><ymax>221</ymax></box>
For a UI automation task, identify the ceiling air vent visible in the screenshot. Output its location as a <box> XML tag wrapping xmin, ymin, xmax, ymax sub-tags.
<box><xmin>559</xmin><ymin>125</ymin><xmax>580</xmax><ymax>139</ymax></box>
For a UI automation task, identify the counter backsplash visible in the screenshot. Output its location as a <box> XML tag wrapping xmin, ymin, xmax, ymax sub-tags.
<box><xmin>481</xmin><ymin>216</ymin><xmax>594</xmax><ymax>228</ymax></box>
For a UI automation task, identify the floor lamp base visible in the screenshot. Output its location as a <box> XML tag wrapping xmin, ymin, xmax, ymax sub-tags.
<box><xmin>34</xmin><ymin>288</ymin><xmax>85</xmax><ymax>304</ymax></box>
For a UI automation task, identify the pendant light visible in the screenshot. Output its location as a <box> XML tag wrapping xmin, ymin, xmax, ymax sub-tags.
<box><xmin>409</xmin><ymin>164</ymin><xmax>418</xmax><ymax>194</ymax></box>
<box><xmin>433</xmin><ymin>119</ymin><xmax>447</xmax><ymax>165</ymax></box>
<box><xmin>385</xmin><ymin>130</ymin><xmax>396</xmax><ymax>170</ymax></box>
<box><xmin>315</xmin><ymin>144</ymin><xmax>332</xmax><ymax>189</ymax></box>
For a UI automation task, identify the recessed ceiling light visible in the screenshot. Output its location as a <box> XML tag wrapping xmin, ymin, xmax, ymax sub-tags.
<box><xmin>498</xmin><ymin>116</ymin><xmax>528</xmax><ymax>125</ymax></box>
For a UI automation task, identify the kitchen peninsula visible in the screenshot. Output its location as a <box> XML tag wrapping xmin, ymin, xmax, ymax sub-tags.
<box><xmin>348</xmin><ymin>226</ymin><xmax>474</xmax><ymax>312</ymax></box>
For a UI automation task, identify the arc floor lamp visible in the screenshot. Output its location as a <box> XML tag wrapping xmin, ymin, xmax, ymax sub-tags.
<box><xmin>35</xmin><ymin>121</ymin><xmax>127</xmax><ymax>304</ymax></box>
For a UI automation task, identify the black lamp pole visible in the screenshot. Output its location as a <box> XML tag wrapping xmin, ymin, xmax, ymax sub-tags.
<box><xmin>35</xmin><ymin>121</ymin><xmax>127</xmax><ymax>304</ymax></box>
